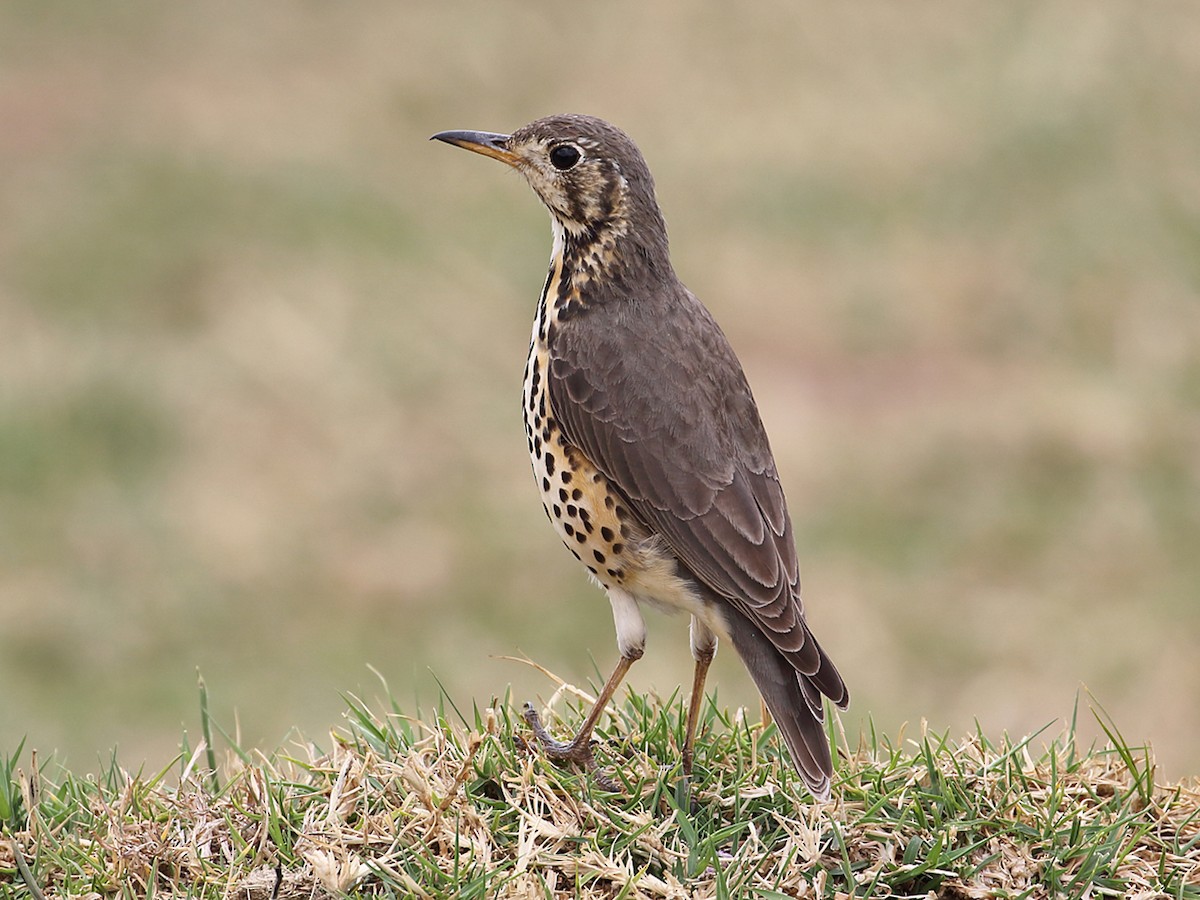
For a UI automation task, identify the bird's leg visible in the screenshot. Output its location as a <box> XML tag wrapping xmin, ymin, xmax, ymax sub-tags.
<box><xmin>523</xmin><ymin>654</ymin><xmax>637</xmax><ymax>780</ymax></box>
<box><xmin>683</xmin><ymin>616</ymin><xmax>718</xmax><ymax>776</ymax></box>
<box><xmin>523</xmin><ymin>588</ymin><xmax>645</xmax><ymax>789</ymax></box>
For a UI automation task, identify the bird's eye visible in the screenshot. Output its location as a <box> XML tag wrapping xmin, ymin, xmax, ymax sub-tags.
<box><xmin>549</xmin><ymin>144</ymin><xmax>581</xmax><ymax>171</ymax></box>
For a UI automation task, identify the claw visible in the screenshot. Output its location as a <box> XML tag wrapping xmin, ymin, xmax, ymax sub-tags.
<box><xmin>521</xmin><ymin>702</ymin><xmax>622</xmax><ymax>791</ymax></box>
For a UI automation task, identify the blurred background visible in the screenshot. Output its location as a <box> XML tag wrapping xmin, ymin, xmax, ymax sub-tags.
<box><xmin>2</xmin><ymin>2</ymin><xmax>1198</xmax><ymax>780</ymax></box>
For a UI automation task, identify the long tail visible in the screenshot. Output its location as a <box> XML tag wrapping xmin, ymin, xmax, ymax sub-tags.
<box><xmin>725</xmin><ymin>609</ymin><xmax>848</xmax><ymax>801</ymax></box>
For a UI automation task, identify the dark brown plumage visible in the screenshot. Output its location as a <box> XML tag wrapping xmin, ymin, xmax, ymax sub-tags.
<box><xmin>432</xmin><ymin>114</ymin><xmax>847</xmax><ymax>799</ymax></box>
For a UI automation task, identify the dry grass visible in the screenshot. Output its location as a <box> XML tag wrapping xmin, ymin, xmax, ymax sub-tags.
<box><xmin>3</xmin><ymin>680</ymin><xmax>1198</xmax><ymax>898</ymax></box>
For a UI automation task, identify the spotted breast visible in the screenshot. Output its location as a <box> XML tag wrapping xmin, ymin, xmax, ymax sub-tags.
<box><xmin>520</xmin><ymin>223</ymin><xmax>709</xmax><ymax>629</ymax></box>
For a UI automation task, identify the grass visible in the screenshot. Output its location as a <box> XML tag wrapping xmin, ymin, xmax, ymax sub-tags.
<box><xmin>3</xmin><ymin>675</ymin><xmax>1197</xmax><ymax>899</ymax></box>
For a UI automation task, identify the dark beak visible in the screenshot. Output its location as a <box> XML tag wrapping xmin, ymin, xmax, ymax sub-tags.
<box><xmin>430</xmin><ymin>129</ymin><xmax>519</xmax><ymax>167</ymax></box>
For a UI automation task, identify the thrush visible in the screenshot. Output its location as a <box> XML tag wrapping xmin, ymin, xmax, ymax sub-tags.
<box><xmin>431</xmin><ymin>114</ymin><xmax>848</xmax><ymax>800</ymax></box>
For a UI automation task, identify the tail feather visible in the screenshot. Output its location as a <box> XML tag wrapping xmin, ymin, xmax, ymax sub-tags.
<box><xmin>798</xmin><ymin>673</ymin><xmax>824</xmax><ymax>719</ymax></box>
<box><xmin>805</xmin><ymin>630</ymin><xmax>850</xmax><ymax>709</ymax></box>
<box><xmin>725</xmin><ymin>609</ymin><xmax>846</xmax><ymax>801</ymax></box>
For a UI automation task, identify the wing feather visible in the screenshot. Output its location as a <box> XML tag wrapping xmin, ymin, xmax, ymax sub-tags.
<box><xmin>548</xmin><ymin>285</ymin><xmax>816</xmax><ymax>652</ymax></box>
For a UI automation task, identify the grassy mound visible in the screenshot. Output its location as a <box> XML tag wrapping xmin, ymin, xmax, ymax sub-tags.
<box><xmin>3</xmin><ymin>678</ymin><xmax>1197</xmax><ymax>898</ymax></box>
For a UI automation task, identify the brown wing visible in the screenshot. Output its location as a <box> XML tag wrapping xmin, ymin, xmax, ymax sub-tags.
<box><xmin>548</xmin><ymin>285</ymin><xmax>842</xmax><ymax>698</ymax></box>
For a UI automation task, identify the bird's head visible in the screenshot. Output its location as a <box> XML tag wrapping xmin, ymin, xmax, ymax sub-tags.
<box><xmin>432</xmin><ymin>114</ymin><xmax>668</xmax><ymax>263</ymax></box>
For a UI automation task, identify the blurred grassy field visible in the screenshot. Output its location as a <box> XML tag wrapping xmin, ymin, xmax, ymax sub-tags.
<box><xmin>2</xmin><ymin>2</ymin><xmax>1198</xmax><ymax>779</ymax></box>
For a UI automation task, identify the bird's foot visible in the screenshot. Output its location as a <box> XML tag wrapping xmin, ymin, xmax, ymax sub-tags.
<box><xmin>521</xmin><ymin>702</ymin><xmax>622</xmax><ymax>791</ymax></box>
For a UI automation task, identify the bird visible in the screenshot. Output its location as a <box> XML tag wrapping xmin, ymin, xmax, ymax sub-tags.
<box><xmin>431</xmin><ymin>114</ymin><xmax>848</xmax><ymax>800</ymax></box>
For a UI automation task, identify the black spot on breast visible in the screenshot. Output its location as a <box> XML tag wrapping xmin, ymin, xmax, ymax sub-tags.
<box><xmin>600</xmin><ymin>526</ymin><xmax>614</xmax><ymax>542</ymax></box>
<box><xmin>553</xmin><ymin>504</ymin><xmax>561</xmax><ymax>518</ymax></box>
<box><xmin>593</xmin><ymin>472</ymin><xmax>604</xmax><ymax>483</ymax></box>
<box><xmin>606</xmin><ymin>568</ymin><xmax>622</xmax><ymax>579</ymax></box>
<box><xmin>612</xmin><ymin>543</ymin><xmax>624</xmax><ymax>555</ymax></box>
<box><xmin>563</xmin><ymin>522</ymin><xmax>574</xmax><ymax>536</ymax></box>
<box><xmin>561</xmin><ymin>471</ymin><xmax>572</xmax><ymax>484</ymax></box>
<box><xmin>620</xmin><ymin>523</ymin><xmax>632</xmax><ymax>539</ymax></box>
<box><xmin>593</xmin><ymin>550</ymin><xmax>605</xmax><ymax>564</ymax></box>
<box><xmin>587</xmin><ymin>565</ymin><xmax>597</xmax><ymax>576</ymax></box>
<box><xmin>542</xmin><ymin>477</ymin><xmax>551</xmax><ymax>492</ymax></box>
<box><xmin>604</xmin><ymin>496</ymin><xmax>614</xmax><ymax>510</ymax></box>
<box><xmin>533</xmin><ymin>437</ymin><xmax>542</xmax><ymax>456</ymax></box>
<box><xmin>578</xmin><ymin>508</ymin><xmax>591</xmax><ymax>523</ymax></box>
<box><xmin>558</xmin><ymin>488</ymin><xmax>568</xmax><ymax>503</ymax></box>
<box><xmin>572</xmin><ymin>488</ymin><xmax>583</xmax><ymax>501</ymax></box>
<box><xmin>566</xmin><ymin>504</ymin><xmax>577</xmax><ymax>518</ymax></box>
<box><xmin>542</xmin><ymin>427</ymin><xmax>551</xmax><ymax>442</ymax></box>
<box><xmin>575</xmin><ymin>531</ymin><xmax>587</xmax><ymax>544</ymax></box>
<box><xmin>544</xmin><ymin>452</ymin><xmax>555</xmax><ymax>476</ymax></box>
